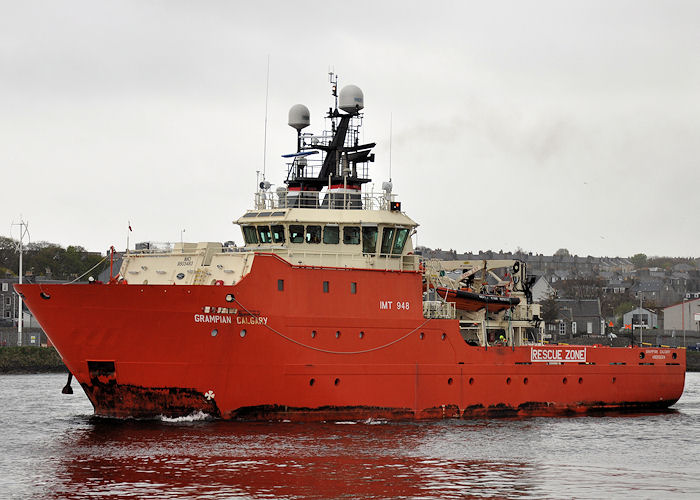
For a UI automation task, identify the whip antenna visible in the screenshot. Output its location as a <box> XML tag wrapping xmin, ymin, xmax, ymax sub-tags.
<box><xmin>389</xmin><ymin>112</ymin><xmax>393</xmax><ymax>181</ymax></box>
<box><xmin>262</xmin><ymin>55</ymin><xmax>270</xmax><ymax>180</ymax></box>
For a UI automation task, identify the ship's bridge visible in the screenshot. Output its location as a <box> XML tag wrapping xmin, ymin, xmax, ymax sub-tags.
<box><xmin>234</xmin><ymin>207</ymin><xmax>418</xmax><ymax>271</ymax></box>
<box><xmin>118</xmin><ymin>77</ymin><xmax>419</xmax><ymax>284</ymax></box>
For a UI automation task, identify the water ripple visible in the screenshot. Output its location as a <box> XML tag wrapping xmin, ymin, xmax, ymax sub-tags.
<box><xmin>0</xmin><ymin>372</ymin><xmax>698</xmax><ymax>499</ymax></box>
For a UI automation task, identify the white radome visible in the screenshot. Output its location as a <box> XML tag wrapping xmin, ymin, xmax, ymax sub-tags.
<box><xmin>339</xmin><ymin>85</ymin><xmax>364</xmax><ymax>114</ymax></box>
<box><xmin>288</xmin><ymin>104</ymin><xmax>310</xmax><ymax>130</ymax></box>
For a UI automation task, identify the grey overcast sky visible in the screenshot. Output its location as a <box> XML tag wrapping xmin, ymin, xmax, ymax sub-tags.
<box><xmin>2</xmin><ymin>0</ymin><xmax>699</xmax><ymax>257</ymax></box>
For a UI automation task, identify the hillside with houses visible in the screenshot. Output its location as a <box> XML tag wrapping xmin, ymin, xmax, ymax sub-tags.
<box><xmin>2</xmin><ymin>235</ymin><xmax>699</xmax><ymax>349</ymax></box>
<box><xmin>418</xmin><ymin>247</ymin><xmax>700</xmax><ymax>346</ymax></box>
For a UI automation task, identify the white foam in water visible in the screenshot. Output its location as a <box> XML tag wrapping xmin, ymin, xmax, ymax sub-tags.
<box><xmin>159</xmin><ymin>411</ymin><xmax>212</xmax><ymax>423</ymax></box>
<box><xmin>363</xmin><ymin>418</ymin><xmax>388</xmax><ymax>425</ymax></box>
<box><xmin>335</xmin><ymin>418</ymin><xmax>388</xmax><ymax>425</ymax></box>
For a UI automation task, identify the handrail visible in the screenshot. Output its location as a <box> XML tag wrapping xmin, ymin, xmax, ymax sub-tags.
<box><xmin>254</xmin><ymin>188</ymin><xmax>398</xmax><ymax>211</ymax></box>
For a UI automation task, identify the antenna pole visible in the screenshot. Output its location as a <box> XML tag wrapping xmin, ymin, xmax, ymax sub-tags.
<box><xmin>389</xmin><ymin>113</ymin><xmax>393</xmax><ymax>181</ymax></box>
<box><xmin>262</xmin><ymin>55</ymin><xmax>270</xmax><ymax>180</ymax></box>
<box><xmin>329</xmin><ymin>71</ymin><xmax>338</xmax><ymax>133</ymax></box>
<box><xmin>12</xmin><ymin>218</ymin><xmax>29</xmax><ymax>346</ymax></box>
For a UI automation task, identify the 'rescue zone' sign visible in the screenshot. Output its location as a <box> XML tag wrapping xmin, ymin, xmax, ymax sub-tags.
<box><xmin>530</xmin><ymin>346</ymin><xmax>587</xmax><ymax>363</ymax></box>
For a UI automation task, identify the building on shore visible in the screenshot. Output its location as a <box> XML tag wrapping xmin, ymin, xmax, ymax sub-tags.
<box><xmin>623</xmin><ymin>307</ymin><xmax>658</xmax><ymax>330</ymax></box>
<box><xmin>663</xmin><ymin>298</ymin><xmax>700</xmax><ymax>335</ymax></box>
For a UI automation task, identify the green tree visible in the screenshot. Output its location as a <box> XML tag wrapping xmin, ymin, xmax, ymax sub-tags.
<box><xmin>630</xmin><ymin>253</ymin><xmax>647</xmax><ymax>268</ymax></box>
<box><xmin>541</xmin><ymin>293</ymin><xmax>559</xmax><ymax>323</ymax></box>
<box><xmin>0</xmin><ymin>237</ymin><xmax>104</xmax><ymax>280</ymax></box>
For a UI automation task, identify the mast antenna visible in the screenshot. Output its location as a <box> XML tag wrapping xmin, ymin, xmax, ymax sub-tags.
<box><xmin>389</xmin><ymin>112</ymin><xmax>393</xmax><ymax>182</ymax></box>
<box><xmin>10</xmin><ymin>217</ymin><xmax>30</xmax><ymax>346</ymax></box>
<box><xmin>262</xmin><ymin>55</ymin><xmax>270</xmax><ymax>180</ymax></box>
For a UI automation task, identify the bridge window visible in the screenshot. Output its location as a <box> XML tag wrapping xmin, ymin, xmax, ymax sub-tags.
<box><xmin>242</xmin><ymin>226</ymin><xmax>258</xmax><ymax>244</ymax></box>
<box><xmin>323</xmin><ymin>225</ymin><xmax>340</xmax><ymax>244</ymax></box>
<box><xmin>306</xmin><ymin>225</ymin><xmax>321</xmax><ymax>244</ymax></box>
<box><xmin>271</xmin><ymin>225</ymin><xmax>285</xmax><ymax>243</ymax></box>
<box><xmin>380</xmin><ymin>227</ymin><xmax>395</xmax><ymax>254</ymax></box>
<box><xmin>362</xmin><ymin>226</ymin><xmax>378</xmax><ymax>254</ymax></box>
<box><xmin>257</xmin><ymin>225</ymin><xmax>272</xmax><ymax>244</ymax></box>
<box><xmin>343</xmin><ymin>226</ymin><xmax>360</xmax><ymax>245</ymax></box>
<box><xmin>289</xmin><ymin>225</ymin><xmax>304</xmax><ymax>243</ymax></box>
<box><xmin>392</xmin><ymin>228</ymin><xmax>410</xmax><ymax>255</ymax></box>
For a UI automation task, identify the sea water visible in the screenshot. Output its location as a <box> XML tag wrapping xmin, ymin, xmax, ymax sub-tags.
<box><xmin>1</xmin><ymin>372</ymin><xmax>699</xmax><ymax>499</ymax></box>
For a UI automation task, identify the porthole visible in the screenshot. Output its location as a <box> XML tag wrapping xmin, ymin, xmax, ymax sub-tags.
<box><xmin>506</xmin><ymin>377</ymin><xmax>511</xmax><ymax>385</ymax></box>
<box><xmin>419</xmin><ymin>332</ymin><xmax>425</xmax><ymax>340</ymax></box>
<box><xmin>639</xmin><ymin>352</ymin><xmax>645</xmax><ymax>359</ymax></box>
<box><xmin>563</xmin><ymin>377</ymin><xmax>568</xmax><ymax>385</ymax></box>
<box><xmin>311</xmin><ymin>330</ymin><xmax>317</xmax><ymax>338</ymax></box>
<box><xmin>225</xmin><ymin>294</ymin><xmax>235</xmax><ymax>302</ymax></box>
<box><xmin>469</xmin><ymin>377</ymin><xmax>474</xmax><ymax>385</ymax></box>
<box><xmin>441</xmin><ymin>333</ymin><xmax>447</xmax><ymax>341</ymax></box>
<box><xmin>176</xmin><ymin>272</ymin><xmax>185</xmax><ymax>280</ymax></box>
<box><xmin>359</xmin><ymin>331</ymin><xmax>365</xmax><ymax>339</ymax></box>
<box><xmin>523</xmin><ymin>377</ymin><xmax>529</xmax><ymax>385</ymax></box>
<box><xmin>334</xmin><ymin>378</ymin><xmax>340</xmax><ymax>386</ymax></box>
<box><xmin>240</xmin><ymin>329</ymin><xmax>247</xmax><ymax>338</ymax></box>
<box><xmin>309</xmin><ymin>378</ymin><xmax>315</xmax><ymax>386</ymax></box>
<box><xmin>211</xmin><ymin>329</ymin><xmax>218</xmax><ymax>337</ymax></box>
<box><xmin>335</xmin><ymin>331</ymin><xmax>341</xmax><ymax>339</ymax></box>
<box><xmin>578</xmin><ymin>377</ymin><xmax>583</xmax><ymax>384</ymax></box>
<box><xmin>448</xmin><ymin>377</ymin><xmax>453</xmax><ymax>385</ymax></box>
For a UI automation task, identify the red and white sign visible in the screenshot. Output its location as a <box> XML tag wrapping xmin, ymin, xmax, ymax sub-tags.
<box><xmin>530</xmin><ymin>347</ymin><xmax>587</xmax><ymax>363</ymax></box>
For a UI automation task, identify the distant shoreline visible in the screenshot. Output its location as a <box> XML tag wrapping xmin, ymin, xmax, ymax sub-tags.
<box><xmin>0</xmin><ymin>346</ymin><xmax>67</xmax><ymax>374</ymax></box>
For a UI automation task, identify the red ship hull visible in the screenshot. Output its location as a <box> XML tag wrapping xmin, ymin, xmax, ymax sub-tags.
<box><xmin>16</xmin><ymin>254</ymin><xmax>686</xmax><ymax>420</ymax></box>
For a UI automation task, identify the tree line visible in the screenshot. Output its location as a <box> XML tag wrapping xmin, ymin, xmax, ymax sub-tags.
<box><xmin>0</xmin><ymin>237</ymin><xmax>106</xmax><ymax>281</ymax></box>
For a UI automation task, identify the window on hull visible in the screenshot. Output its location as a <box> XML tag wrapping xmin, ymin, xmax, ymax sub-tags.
<box><xmin>323</xmin><ymin>225</ymin><xmax>340</xmax><ymax>244</ymax></box>
<box><xmin>289</xmin><ymin>225</ymin><xmax>304</xmax><ymax>243</ymax></box>
<box><xmin>271</xmin><ymin>225</ymin><xmax>285</xmax><ymax>243</ymax></box>
<box><xmin>257</xmin><ymin>225</ymin><xmax>272</xmax><ymax>244</ymax></box>
<box><xmin>242</xmin><ymin>226</ymin><xmax>258</xmax><ymax>244</ymax></box>
<box><xmin>306</xmin><ymin>225</ymin><xmax>321</xmax><ymax>244</ymax></box>
<box><xmin>362</xmin><ymin>226</ymin><xmax>378</xmax><ymax>254</ymax></box>
<box><xmin>343</xmin><ymin>226</ymin><xmax>360</xmax><ymax>245</ymax></box>
<box><xmin>380</xmin><ymin>227</ymin><xmax>395</xmax><ymax>254</ymax></box>
<box><xmin>392</xmin><ymin>228</ymin><xmax>410</xmax><ymax>255</ymax></box>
